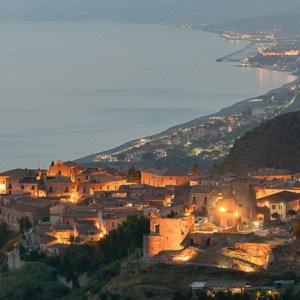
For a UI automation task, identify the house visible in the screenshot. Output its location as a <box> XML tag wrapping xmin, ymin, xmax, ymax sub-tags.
<box><xmin>98</xmin><ymin>207</ymin><xmax>140</xmax><ymax>235</ymax></box>
<box><xmin>44</xmin><ymin>176</ymin><xmax>74</xmax><ymax>199</ymax></box>
<box><xmin>187</xmin><ymin>185</ymin><xmax>214</xmax><ymax>214</ymax></box>
<box><xmin>0</xmin><ymin>175</ymin><xmax>9</xmax><ymax>194</ymax></box>
<box><xmin>47</xmin><ymin>160</ymin><xmax>81</xmax><ymax>182</ymax></box>
<box><xmin>0</xmin><ymin>168</ymin><xmax>46</xmax><ymax>196</ymax></box>
<box><xmin>141</xmin><ymin>167</ymin><xmax>191</xmax><ymax>187</ymax></box>
<box><xmin>257</xmin><ymin>191</ymin><xmax>300</xmax><ymax>220</ymax></box>
<box><xmin>77</xmin><ymin>174</ymin><xmax>128</xmax><ymax>195</ymax></box>
<box><xmin>249</xmin><ymin>168</ymin><xmax>292</xmax><ymax>181</ymax></box>
<box><xmin>0</xmin><ymin>197</ymin><xmax>51</xmax><ymax>231</ymax></box>
<box><xmin>74</xmin><ymin>221</ymin><xmax>101</xmax><ymax>243</ymax></box>
<box><xmin>61</xmin><ymin>205</ymin><xmax>99</xmax><ymax>227</ymax></box>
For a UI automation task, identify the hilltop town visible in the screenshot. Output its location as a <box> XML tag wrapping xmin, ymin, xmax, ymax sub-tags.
<box><xmin>1</xmin><ymin>11</ymin><xmax>300</xmax><ymax>300</ymax></box>
<box><xmin>0</xmin><ymin>153</ymin><xmax>300</xmax><ymax>298</ymax></box>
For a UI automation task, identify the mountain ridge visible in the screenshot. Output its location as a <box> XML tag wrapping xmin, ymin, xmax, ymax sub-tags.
<box><xmin>216</xmin><ymin>109</ymin><xmax>300</xmax><ymax>175</ymax></box>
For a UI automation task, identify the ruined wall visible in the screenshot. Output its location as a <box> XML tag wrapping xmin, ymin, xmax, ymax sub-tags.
<box><xmin>223</xmin><ymin>243</ymin><xmax>272</xmax><ymax>270</ymax></box>
<box><xmin>189</xmin><ymin>232</ymin><xmax>254</xmax><ymax>248</ymax></box>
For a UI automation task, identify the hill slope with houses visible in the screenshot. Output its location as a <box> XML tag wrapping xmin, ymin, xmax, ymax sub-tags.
<box><xmin>76</xmin><ymin>80</ymin><xmax>300</xmax><ymax>173</ymax></box>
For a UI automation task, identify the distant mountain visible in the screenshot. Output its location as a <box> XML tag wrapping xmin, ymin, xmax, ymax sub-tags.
<box><xmin>216</xmin><ymin>110</ymin><xmax>300</xmax><ymax>175</ymax></box>
<box><xmin>1</xmin><ymin>0</ymin><xmax>300</xmax><ymax>23</ymax></box>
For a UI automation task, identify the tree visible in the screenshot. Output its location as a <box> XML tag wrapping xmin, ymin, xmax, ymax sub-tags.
<box><xmin>0</xmin><ymin>262</ymin><xmax>69</xmax><ymax>300</ymax></box>
<box><xmin>127</xmin><ymin>165</ymin><xmax>141</xmax><ymax>183</ymax></box>
<box><xmin>271</xmin><ymin>212</ymin><xmax>280</xmax><ymax>221</ymax></box>
<box><xmin>287</xmin><ymin>209</ymin><xmax>296</xmax><ymax>219</ymax></box>
<box><xmin>191</xmin><ymin>164</ymin><xmax>200</xmax><ymax>175</ymax></box>
<box><xmin>19</xmin><ymin>216</ymin><xmax>32</xmax><ymax>233</ymax></box>
<box><xmin>141</xmin><ymin>152</ymin><xmax>156</xmax><ymax>164</ymax></box>
<box><xmin>0</xmin><ymin>222</ymin><xmax>9</xmax><ymax>248</ymax></box>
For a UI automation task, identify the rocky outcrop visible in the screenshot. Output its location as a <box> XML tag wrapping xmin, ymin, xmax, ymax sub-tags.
<box><xmin>222</xmin><ymin>243</ymin><xmax>272</xmax><ymax>271</ymax></box>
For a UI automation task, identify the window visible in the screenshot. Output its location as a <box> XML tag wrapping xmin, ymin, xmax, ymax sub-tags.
<box><xmin>272</xmin><ymin>205</ymin><xmax>276</xmax><ymax>209</ymax></box>
<box><xmin>155</xmin><ymin>224</ymin><xmax>160</xmax><ymax>234</ymax></box>
<box><xmin>204</xmin><ymin>197</ymin><xmax>208</xmax><ymax>205</ymax></box>
<box><xmin>192</xmin><ymin>196</ymin><xmax>197</xmax><ymax>203</ymax></box>
<box><xmin>8</xmin><ymin>183</ymin><xmax>12</xmax><ymax>189</ymax></box>
<box><xmin>21</xmin><ymin>185</ymin><xmax>24</xmax><ymax>190</ymax></box>
<box><xmin>49</xmin><ymin>187</ymin><xmax>53</xmax><ymax>193</ymax></box>
<box><xmin>279</xmin><ymin>204</ymin><xmax>283</xmax><ymax>210</ymax></box>
<box><xmin>31</xmin><ymin>185</ymin><xmax>35</xmax><ymax>190</ymax></box>
<box><xmin>65</xmin><ymin>187</ymin><xmax>69</xmax><ymax>193</ymax></box>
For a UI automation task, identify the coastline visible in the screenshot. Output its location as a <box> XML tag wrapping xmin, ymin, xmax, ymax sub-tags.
<box><xmin>76</xmin><ymin>26</ymin><xmax>300</xmax><ymax>164</ymax></box>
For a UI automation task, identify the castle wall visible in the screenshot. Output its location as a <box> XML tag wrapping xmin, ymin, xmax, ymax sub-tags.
<box><xmin>143</xmin><ymin>215</ymin><xmax>194</xmax><ymax>258</ymax></box>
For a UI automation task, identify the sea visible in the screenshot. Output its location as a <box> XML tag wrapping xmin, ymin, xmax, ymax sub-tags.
<box><xmin>0</xmin><ymin>21</ymin><xmax>296</xmax><ymax>170</ymax></box>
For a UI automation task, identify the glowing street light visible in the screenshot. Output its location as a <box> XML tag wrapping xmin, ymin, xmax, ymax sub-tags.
<box><xmin>220</xmin><ymin>206</ymin><xmax>226</xmax><ymax>213</ymax></box>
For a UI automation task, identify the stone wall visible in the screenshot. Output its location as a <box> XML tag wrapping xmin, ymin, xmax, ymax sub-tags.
<box><xmin>188</xmin><ymin>231</ymin><xmax>254</xmax><ymax>248</ymax></box>
<box><xmin>222</xmin><ymin>242</ymin><xmax>272</xmax><ymax>270</ymax></box>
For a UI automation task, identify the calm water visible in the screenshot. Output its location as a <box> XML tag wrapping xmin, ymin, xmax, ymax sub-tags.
<box><xmin>0</xmin><ymin>22</ymin><xmax>296</xmax><ymax>170</ymax></box>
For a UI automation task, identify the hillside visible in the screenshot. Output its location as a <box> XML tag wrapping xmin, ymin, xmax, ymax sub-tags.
<box><xmin>216</xmin><ymin>110</ymin><xmax>300</xmax><ymax>175</ymax></box>
<box><xmin>76</xmin><ymin>80</ymin><xmax>300</xmax><ymax>173</ymax></box>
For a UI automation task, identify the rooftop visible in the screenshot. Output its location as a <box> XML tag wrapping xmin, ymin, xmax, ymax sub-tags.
<box><xmin>257</xmin><ymin>191</ymin><xmax>300</xmax><ymax>203</ymax></box>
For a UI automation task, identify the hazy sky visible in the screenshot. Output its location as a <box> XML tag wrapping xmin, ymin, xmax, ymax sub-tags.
<box><xmin>0</xmin><ymin>0</ymin><xmax>299</xmax><ymax>23</ymax></box>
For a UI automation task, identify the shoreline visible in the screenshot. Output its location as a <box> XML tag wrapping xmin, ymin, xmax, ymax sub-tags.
<box><xmin>76</xmin><ymin>25</ymin><xmax>300</xmax><ymax>163</ymax></box>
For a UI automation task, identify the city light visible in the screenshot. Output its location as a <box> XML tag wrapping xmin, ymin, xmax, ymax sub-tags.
<box><xmin>220</xmin><ymin>206</ymin><xmax>226</xmax><ymax>213</ymax></box>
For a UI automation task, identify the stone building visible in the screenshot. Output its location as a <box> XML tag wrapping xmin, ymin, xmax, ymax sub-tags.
<box><xmin>257</xmin><ymin>191</ymin><xmax>300</xmax><ymax>220</ymax></box>
<box><xmin>44</xmin><ymin>176</ymin><xmax>74</xmax><ymax>199</ymax></box>
<box><xmin>0</xmin><ymin>168</ymin><xmax>46</xmax><ymax>197</ymax></box>
<box><xmin>0</xmin><ymin>197</ymin><xmax>50</xmax><ymax>231</ymax></box>
<box><xmin>143</xmin><ymin>213</ymin><xmax>194</xmax><ymax>258</ymax></box>
<box><xmin>141</xmin><ymin>168</ymin><xmax>191</xmax><ymax>187</ymax></box>
<box><xmin>249</xmin><ymin>168</ymin><xmax>292</xmax><ymax>181</ymax></box>
<box><xmin>98</xmin><ymin>207</ymin><xmax>140</xmax><ymax>235</ymax></box>
<box><xmin>47</xmin><ymin>160</ymin><xmax>81</xmax><ymax>182</ymax></box>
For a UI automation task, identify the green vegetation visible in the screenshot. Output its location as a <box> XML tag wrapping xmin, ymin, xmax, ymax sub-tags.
<box><xmin>0</xmin><ymin>262</ymin><xmax>69</xmax><ymax>300</ymax></box>
<box><xmin>0</xmin><ymin>215</ymin><xmax>149</xmax><ymax>299</ymax></box>
<box><xmin>216</xmin><ymin>111</ymin><xmax>300</xmax><ymax>175</ymax></box>
<box><xmin>127</xmin><ymin>165</ymin><xmax>141</xmax><ymax>183</ymax></box>
<box><xmin>0</xmin><ymin>222</ymin><xmax>18</xmax><ymax>265</ymax></box>
<box><xmin>0</xmin><ymin>222</ymin><xmax>10</xmax><ymax>249</ymax></box>
<box><xmin>19</xmin><ymin>216</ymin><xmax>32</xmax><ymax>233</ymax></box>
